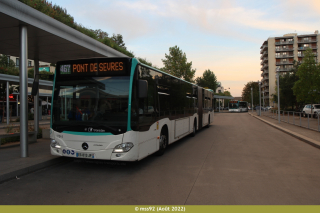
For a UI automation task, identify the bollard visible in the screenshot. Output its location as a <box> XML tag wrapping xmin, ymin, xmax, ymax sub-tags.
<box><xmin>293</xmin><ymin>112</ymin><xmax>295</xmax><ymax>125</ymax></box>
<box><xmin>308</xmin><ymin>114</ymin><xmax>310</xmax><ymax>129</ymax></box>
<box><xmin>288</xmin><ymin>111</ymin><xmax>289</xmax><ymax>123</ymax></box>
<box><xmin>318</xmin><ymin>114</ymin><xmax>320</xmax><ymax>132</ymax></box>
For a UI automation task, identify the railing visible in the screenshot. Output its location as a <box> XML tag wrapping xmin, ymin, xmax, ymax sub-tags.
<box><xmin>298</xmin><ymin>46</ymin><xmax>317</xmax><ymax>50</ymax></box>
<box><xmin>298</xmin><ymin>39</ymin><xmax>317</xmax><ymax>43</ymax></box>
<box><xmin>276</xmin><ymin>61</ymin><xmax>293</xmax><ymax>65</ymax></box>
<box><xmin>260</xmin><ymin>109</ymin><xmax>320</xmax><ymax>132</ymax></box>
<box><xmin>275</xmin><ymin>41</ymin><xmax>294</xmax><ymax>45</ymax></box>
<box><xmin>275</xmin><ymin>48</ymin><xmax>294</xmax><ymax>52</ymax></box>
<box><xmin>275</xmin><ymin>54</ymin><xmax>294</xmax><ymax>58</ymax></box>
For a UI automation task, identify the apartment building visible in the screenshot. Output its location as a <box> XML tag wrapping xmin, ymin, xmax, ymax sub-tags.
<box><xmin>260</xmin><ymin>31</ymin><xmax>320</xmax><ymax>107</ymax></box>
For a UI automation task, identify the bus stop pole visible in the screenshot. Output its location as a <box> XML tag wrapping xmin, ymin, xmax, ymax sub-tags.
<box><xmin>6</xmin><ymin>81</ymin><xmax>9</xmax><ymax>125</ymax></box>
<box><xmin>277</xmin><ymin>72</ymin><xmax>280</xmax><ymax>123</ymax></box>
<box><xmin>251</xmin><ymin>87</ymin><xmax>253</xmax><ymax>112</ymax></box>
<box><xmin>20</xmin><ymin>25</ymin><xmax>28</xmax><ymax>158</ymax></box>
<box><xmin>259</xmin><ymin>81</ymin><xmax>261</xmax><ymax>116</ymax></box>
<box><xmin>34</xmin><ymin>60</ymin><xmax>39</xmax><ymax>136</ymax></box>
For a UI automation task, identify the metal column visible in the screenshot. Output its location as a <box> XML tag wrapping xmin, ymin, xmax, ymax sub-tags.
<box><xmin>259</xmin><ymin>82</ymin><xmax>261</xmax><ymax>116</ymax></box>
<box><xmin>16</xmin><ymin>94</ymin><xmax>18</xmax><ymax>117</ymax></box>
<box><xmin>6</xmin><ymin>81</ymin><xmax>9</xmax><ymax>124</ymax></box>
<box><xmin>20</xmin><ymin>25</ymin><xmax>28</xmax><ymax>158</ymax></box>
<box><xmin>277</xmin><ymin>72</ymin><xmax>280</xmax><ymax>123</ymax></box>
<box><xmin>34</xmin><ymin>60</ymin><xmax>39</xmax><ymax>136</ymax></box>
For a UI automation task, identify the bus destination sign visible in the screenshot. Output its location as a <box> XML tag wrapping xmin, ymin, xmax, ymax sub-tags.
<box><xmin>59</xmin><ymin>60</ymin><xmax>127</xmax><ymax>76</ymax></box>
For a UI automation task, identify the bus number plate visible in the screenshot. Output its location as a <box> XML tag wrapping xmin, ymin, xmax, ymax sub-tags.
<box><xmin>76</xmin><ymin>152</ymin><xmax>95</xmax><ymax>159</ymax></box>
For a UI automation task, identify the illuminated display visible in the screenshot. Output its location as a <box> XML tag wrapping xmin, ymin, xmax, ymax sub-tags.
<box><xmin>58</xmin><ymin>59</ymin><xmax>129</xmax><ymax>77</ymax></box>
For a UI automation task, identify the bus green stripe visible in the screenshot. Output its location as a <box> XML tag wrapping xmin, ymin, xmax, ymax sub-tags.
<box><xmin>127</xmin><ymin>58</ymin><xmax>139</xmax><ymax>131</ymax></box>
<box><xmin>62</xmin><ymin>131</ymin><xmax>113</xmax><ymax>136</ymax></box>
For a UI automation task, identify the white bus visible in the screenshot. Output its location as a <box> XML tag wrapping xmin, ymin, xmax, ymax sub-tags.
<box><xmin>228</xmin><ymin>101</ymin><xmax>248</xmax><ymax>112</ymax></box>
<box><xmin>50</xmin><ymin>58</ymin><xmax>214</xmax><ymax>161</ymax></box>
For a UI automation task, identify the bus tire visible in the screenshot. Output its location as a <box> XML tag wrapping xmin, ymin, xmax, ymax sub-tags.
<box><xmin>191</xmin><ymin>119</ymin><xmax>197</xmax><ymax>137</ymax></box>
<box><xmin>156</xmin><ymin>127</ymin><xmax>168</xmax><ymax>156</ymax></box>
<box><xmin>206</xmin><ymin>116</ymin><xmax>210</xmax><ymax>128</ymax></box>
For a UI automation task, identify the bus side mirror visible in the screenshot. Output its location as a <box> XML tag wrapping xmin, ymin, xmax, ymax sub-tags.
<box><xmin>138</xmin><ymin>80</ymin><xmax>148</xmax><ymax>98</ymax></box>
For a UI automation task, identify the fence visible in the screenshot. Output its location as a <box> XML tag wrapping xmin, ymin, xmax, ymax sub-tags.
<box><xmin>258</xmin><ymin>109</ymin><xmax>320</xmax><ymax>132</ymax></box>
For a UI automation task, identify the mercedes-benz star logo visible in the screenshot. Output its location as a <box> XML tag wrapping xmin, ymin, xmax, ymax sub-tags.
<box><xmin>82</xmin><ymin>142</ymin><xmax>89</xmax><ymax>150</ymax></box>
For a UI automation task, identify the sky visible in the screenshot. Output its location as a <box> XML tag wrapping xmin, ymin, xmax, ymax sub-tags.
<box><xmin>51</xmin><ymin>0</ymin><xmax>320</xmax><ymax>97</ymax></box>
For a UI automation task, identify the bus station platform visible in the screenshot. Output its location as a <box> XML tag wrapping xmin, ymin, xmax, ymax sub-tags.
<box><xmin>0</xmin><ymin>113</ymin><xmax>319</xmax><ymax>184</ymax></box>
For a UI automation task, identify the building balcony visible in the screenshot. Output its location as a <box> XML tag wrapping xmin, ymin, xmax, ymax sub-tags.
<box><xmin>263</xmin><ymin>95</ymin><xmax>270</xmax><ymax>99</ymax></box>
<box><xmin>275</xmin><ymin>54</ymin><xmax>294</xmax><ymax>58</ymax></box>
<box><xmin>276</xmin><ymin>61</ymin><xmax>294</xmax><ymax>65</ymax></box>
<box><xmin>298</xmin><ymin>46</ymin><xmax>317</xmax><ymax>50</ymax></box>
<box><xmin>298</xmin><ymin>39</ymin><xmax>317</xmax><ymax>43</ymax></box>
<box><xmin>275</xmin><ymin>41</ymin><xmax>294</xmax><ymax>45</ymax></box>
<box><xmin>262</xmin><ymin>51</ymin><xmax>268</xmax><ymax>56</ymax></box>
<box><xmin>298</xmin><ymin>53</ymin><xmax>318</xmax><ymax>57</ymax></box>
<box><xmin>277</xmin><ymin>67</ymin><xmax>292</xmax><ymax>72</ymax></box>
<box><xmin>275</xmin><ymin>47</ymin><xmax>294</xmax><ymax>52</ymax></box>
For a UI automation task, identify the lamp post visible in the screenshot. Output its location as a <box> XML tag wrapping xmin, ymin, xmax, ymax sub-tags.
<box><xmin>251</xmin><ymin>87</ymin><xmax>253</xmax><ymax>112</ymax></box>
<box><xmin>258</xmin><ymin>81</ymin><xmax>261</xmax><ymax>116</ymax></box>
<box><xmin>277</xmin><ymin>72</ymin><xmax>280</xmax><ymax>123</ymax></box>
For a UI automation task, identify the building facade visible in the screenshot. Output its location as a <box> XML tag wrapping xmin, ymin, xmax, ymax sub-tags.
<box><xmin>260</xmin><ymin>31</ymin><xmax>320</xmax><ymax>107</ymax></box>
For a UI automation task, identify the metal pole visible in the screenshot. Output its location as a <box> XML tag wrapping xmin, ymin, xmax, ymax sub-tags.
<box><xmin>251</xmin><ymin>87</ymin><xmax>253</xmax><ymax>112</ymax></box>
<box><xmin>20</xmin><ymin>25</ymin><xmax>28</xmax><ymax>158</ymax></box>
<box><xmin>259</xmin><ymin>82</ymin><xmax>261</xmax><ymax>116</ymax></box>
<box><xmin>17</xmin><ymin>94</ymin><xmax>19</xmax><ymax>117</ymax></box>
<box><xmin>277</xmin><ymin>72</ymin><xmax>280</xmax><ymax>123</ymax></box>
<box><xmin>300</xmin><ymin>113</ymin><xmax>301</xmax><ymax>127</ymax></box>
<box><xmin>308</xmin><ymin>114</ymin><xmax>310</xmax><ymax>129</ymax></box>
<box><xmin>6</xmin><ymin>81</ymin><xmax>9</xmax><ymax>125</ymax></box>
<box><xmin>34</xmin><ymin>60</ymin><xmax>39</xmax><ymax>136</ymax></box>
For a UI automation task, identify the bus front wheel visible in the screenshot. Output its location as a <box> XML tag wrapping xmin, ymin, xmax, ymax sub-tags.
<box><xmin>156</xmin><ymin>128</ymin><xmax>168</xmax><ymax>156</ymax></box>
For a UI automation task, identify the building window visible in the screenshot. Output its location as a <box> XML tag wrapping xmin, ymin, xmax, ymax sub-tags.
<box><xmin>298</xmin><ymin>51</ymin><xmax>301</xmax><ymax>56</ymax></box>
<box><xmin>276</xmin><ymin>53</ymin><xmax>280</xmax><ymax>58</ymax></box>
<box><xmin>16</xmin><ymin>58</ymin><xmax>19</xmax><ymax>67</ymax></box>
<box><xmin>28</xmin><ymin>61</ymin><xmax>32</xmax><ymax>67</ymax></box>
<box><xmin>288</xmin><ymin>38</ymin><xmax>293</xmax><ymax>42</ymax></box>
<box><xmin>304</xmin><ymin>44</ymin><xmax>309</xmax><ymax>47</ymax></box>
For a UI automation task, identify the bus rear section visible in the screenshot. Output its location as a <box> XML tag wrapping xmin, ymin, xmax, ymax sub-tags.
<box><xmin>228</xmin><ymin>100</ymin><xmax>240</xmax><ymax>112</ymax></box>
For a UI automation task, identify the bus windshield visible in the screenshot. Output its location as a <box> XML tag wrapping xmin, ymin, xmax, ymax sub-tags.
<box><xmin>52</xmin><ymin>76</ymin><xmax>130</xmax><ymax>135</ymax></box>
<box><xmin>229</xmin><ymin>102</ymin><xmax>239</xmax><ymax>109</ymax></box>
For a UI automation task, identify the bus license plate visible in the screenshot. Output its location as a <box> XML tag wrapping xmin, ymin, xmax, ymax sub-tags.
<box><xmin>76</xmin><ymin>152</ymin><xmax>94</xmax><ymax>159</ymax></box>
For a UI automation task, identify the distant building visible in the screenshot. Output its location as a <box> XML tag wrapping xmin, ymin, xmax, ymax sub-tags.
<box><xmin>260</xmin><ymin>31</ymin><xmax>320</xmax><ymax>107</ymax></box>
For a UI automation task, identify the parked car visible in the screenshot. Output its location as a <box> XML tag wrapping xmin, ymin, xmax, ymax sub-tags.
<box><xmin>302</xmin><ymin>104</ymin><xmax>320</xmax><ymax>118</ymax></box>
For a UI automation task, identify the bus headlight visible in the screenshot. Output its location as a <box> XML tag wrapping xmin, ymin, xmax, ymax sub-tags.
<box><xmin>113</xmin><ymin>142</ymin><xmax>134</xmax><ymax>153</ymax></box>
<box><xmin>50</xmin><ymin>139</ymin><xmax>61</xmax><ymax>148</ymax></box>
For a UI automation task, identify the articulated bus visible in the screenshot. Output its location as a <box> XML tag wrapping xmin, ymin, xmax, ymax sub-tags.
<box><xmin>50</xmin><ymin>57</ymin><xmax>214</xmax><ymax>161</ymax></box>
<box><xmin>228</xmin><ymin>101</ymin><xmax>248</xmax><ymax>112</ymax></box>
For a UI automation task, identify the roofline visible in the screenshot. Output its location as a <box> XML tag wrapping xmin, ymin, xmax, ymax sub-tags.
<box><xmin>0</xmin><ymin>0</ymin><xmax>127</xmax><ymax>61</ymax></box>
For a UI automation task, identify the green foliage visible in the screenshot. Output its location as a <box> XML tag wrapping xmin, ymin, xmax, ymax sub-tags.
<box><xmin>195</xmin><ymin>69</ymin><xmax>218</xmax><ymax>91</ymax></box>
<box><xmin>272</xmin><ymin>60</ymin><xmax>300</xmax><ymax>110</ymax></box>
<box><xmin>161</xmin><ymin>46</ymin><xmax>196</xmax><ymax>82</ymax></box>
<box><xmin>1</xmin><ymin>136</ymin><xmax>20</xmax><ymax>145</ymax></box>
<box><xmin>111</xmin><ymin>34</ymin><xmax>126</xmax><ymax>50</ymax></box>
<box><xmin>0</xmin><ymin>55</ymin><xmax>15</xmax><ymax>68</ymax></box>
<box><xmin>242</xmin><ymin>81</ymin><xmax>259</xmax><ymax>106</ymax></box>
<box><xmin>137</xmin><ymin>58</ymin><xmax>153</xmax><ymax>67</ymax></box>
<box><xmin>293</xmin><ymin>48</ymin><xmax>320</xmax><ymax>104</ymax></box>
<box><xmin>28</xmin><ymin>69</ymin><xmax>54</xmax><ymax>81</ymax></box>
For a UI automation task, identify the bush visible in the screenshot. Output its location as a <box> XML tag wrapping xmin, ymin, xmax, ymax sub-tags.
<box><xmin>1</xmin><ymin>136</ymin><xmax>20</xmax><ymax>145</ymax></box>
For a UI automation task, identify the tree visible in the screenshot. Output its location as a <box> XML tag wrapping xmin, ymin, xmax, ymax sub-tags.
<box><xmin>242</xmin><ymin>81</ymin><xmax>259</xmax><ymax>106</ymax></box>
<box><xmin>293</xmin><ymin>48</ymin><xmax>320</xmax><ymax>112</ymax></box>
<box><xmin>272</xmin><ymin>60</ymin><xmax>300</xmax><ymax>110</ymax></box>
<box><xmin>161</xmin><ymin>46</ymin><xmax>196</xmax><ymax>82</ymax></box>
<box><xmin>91</xmin><ymin>29</ymin><xmax>109</xmax><ymax>40</ymax></box>
<box><xmin>195</xmin><ymin>69</ymin><xmax>218</xmax><ymax>91</ymax></box>
<box><xmin>111</xmin><ymin>34</ymin><xmax>126</xmax><ymax>50</ymax></box>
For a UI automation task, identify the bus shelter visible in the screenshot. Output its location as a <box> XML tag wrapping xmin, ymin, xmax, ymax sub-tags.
<box><xmin>0</xmin><ymin>0</ymin><xmax>127</xmax><ymax>158</ymax></box>
<box><xmin>214</xmin><ymin>95</ymin><xmax>234</xmax><ymax>112</ymax></box>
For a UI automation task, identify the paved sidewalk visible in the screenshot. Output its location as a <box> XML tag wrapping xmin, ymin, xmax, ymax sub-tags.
<box><xmin>249</xmin><ymin>112</ymin><xmax>320</xmax><ymax>149</ymax></box>
<box><xmin>0</xmin><ymin>138</ymin><xmax>70</xmax><ymax>183</ymax></box>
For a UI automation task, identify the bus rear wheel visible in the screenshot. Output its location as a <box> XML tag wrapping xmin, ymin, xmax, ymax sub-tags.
<box><xmin>156</xmin><ymin>128</ymin><xmax>168</xmax><ymax>156</ymax></box>
<box><xmin>191</xmin><ymin>120</ymin><xmax>197</xmax><ymax>137</ymax></box>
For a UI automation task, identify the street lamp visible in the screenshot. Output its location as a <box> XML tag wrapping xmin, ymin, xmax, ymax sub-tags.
<box><xmin>258</xmin><ymin>81</ymin><xmax>261</xmax><ymax>116</ymax></box>
<box><xmin>251</xmin><ymin>87</ymin><xmax>253</xmax><ymax>112</ymax></box>
<box><xmin>277</xmin><ymin>71</ymin><xmax>280</xmax><ymax>123</ymax></box>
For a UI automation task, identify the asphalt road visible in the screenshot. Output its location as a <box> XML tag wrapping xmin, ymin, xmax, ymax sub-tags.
<box><xmin>0</xmin><ymin>113</ymin><xmax>320</xmax><ymax>205</ymax></box>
